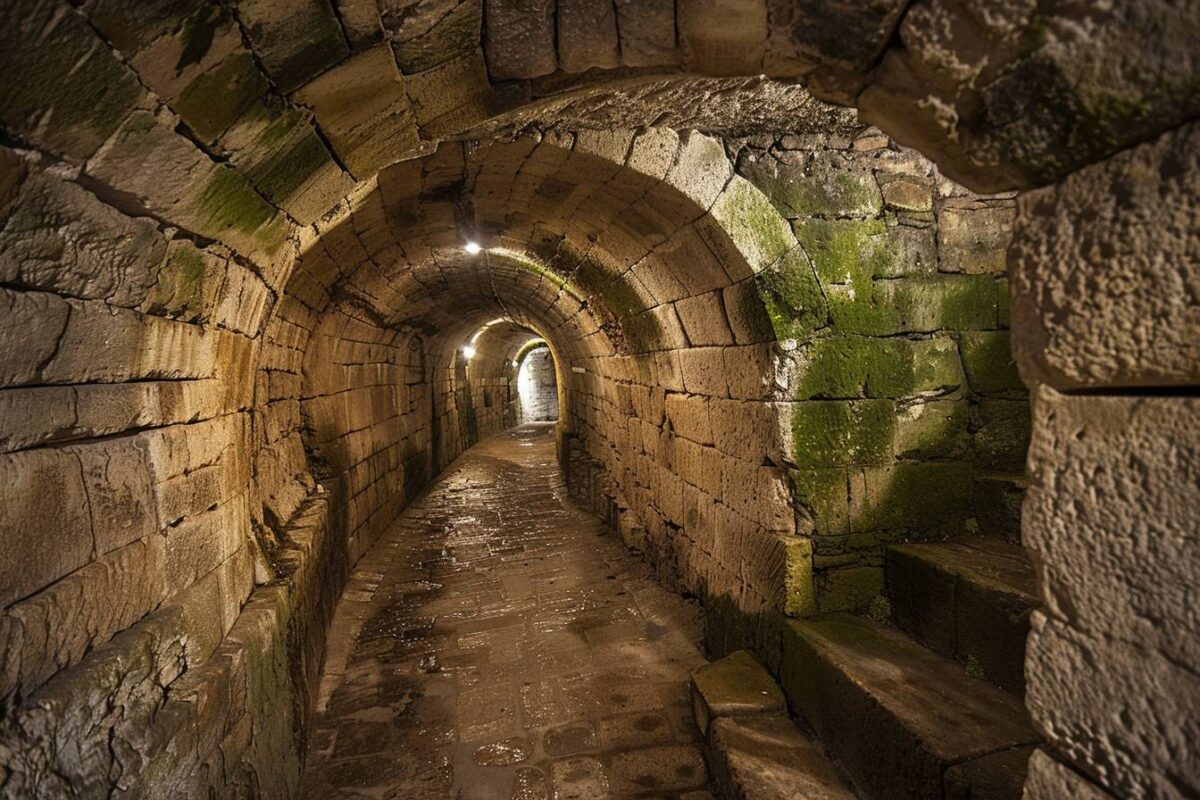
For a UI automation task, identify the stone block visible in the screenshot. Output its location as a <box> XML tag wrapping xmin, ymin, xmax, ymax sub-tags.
<box><xmin>294</xmin><ymin>46</ymin><xmax>420</xmax><ymax>180</ymax></box>
<box><xmin>958</xmin><ymin>331</ymin><xmax>1023</xmax><ymax>394</ymax></box>
<box><xmin>557</xmin><ymin>0</ymin><xmax>619</xmax><ymax>73</ymax></box>
<box><xmin>780</xmin><ymin>616</ymin><xmax>1037</xmax><ymax>800</ymax></box>
<box><xmin>690</xmin><ymin>650</ymin><xmax>785</xmax><ymax>734</ymax></box>
<box><xmin>971</xmin><ymin>399</ymin><xmax>1030</xmax><ymax>473</ymax></box>
<box><xmin>795</xmin><ymin>335</ymin><xmax>963</xmax><ymax>400</ymax></box>
<box><xmin>937</xmin><ymin>200</ymin><xmax>1014</xmax><ymax>275</ymax></box>
<box><xmin>237</xmin><ymin>0</ymin><xmax>348</xmax><ymax>92</ymax></box>
<box><xmin>816</xmin><ymin>566</ymin><xmax>882</xmax><ymax>614</ymax></box>
<box><xmin>0</xmin><ymin>288</ymin><xmax>70</xmax><ymax>387</ymax></box>
<box><xmin>1024</xmin><ymin>389</ymin><xmax>1200</xmax><ymax>670</ymax></box>
<box><xmin>767</xmin><ymin>0</ymin><xmax>908</xmax><ymax>74</ymax></box>
<box><xmin>708</xmin><ymin>716</ymin><xmax>855</xmax><ymax>800</ymax></box>
<box><xmin>678</xmin><ymin>0</ymin><xmax>767</xmax><ymax>76</ymax></box>
<box><xmin>943</xmin><ymin>746</ymin><xmax>1032</xmax><ymax>800</ymax></box>
<box><xmin>1023</xmin><ymin>749</ymin><xmax>1115</xmax><ymax>800</ymax></box>
<box><xmin>1026</xmin><ymin>613</ymin><xmax>1200</xmax><ymax>798</ymax></box>
<box><xmin>790</xmin><ymin>399</ymin><xmax>894</xmax><ymax>467</ymax></box>
<box><xmin>484</xmin><ymin>0</ymin><xmax>557</xmax><ymax>79</ymax></box>
<box><xmin>852</xmin><ymin>462</ymin><xmax>973</xmax><ymax>536</ymax></box>
<box><xmin>384</xmin><ymin>0</ymin><xmax>482</xmax><ymax>73</ymax></box>
<box><xmin>614</xmin><ymin>0</ymin><xmax>678</xmax><ymax>68</ymax></box>
<box><xmin>0</xmin><ymin>449</ymin><xmax>94</xmax><ymax>607</ymax></box>
<box><xmin>0</xmin><ymin>0</ymin><xmax>145</xmax><ymax>161</ymax></box>
<box><xmin>71</xmin><ymin>437</ymin><xmax>159</xmax><ymax>554</ymax></box>
<box><xmin>1010</xmin><ymin>119</ymin><xmax>1200</xmax><ymax>389</ymax></box>
<box><xmin>892</xmin><ymin>399</ymin><xmax>971</xmax><ymax>461</ymax></box>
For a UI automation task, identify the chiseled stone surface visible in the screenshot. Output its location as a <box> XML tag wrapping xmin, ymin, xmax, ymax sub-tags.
<box><xmin>301</xmin><ymin>425</ymin><xmax>713</xmax><ymax>798</ymax></box>
<box><xmin>1010</xmin><ymin>120</ymin><xmax>1200</xmax><ymax>390</ymax></box>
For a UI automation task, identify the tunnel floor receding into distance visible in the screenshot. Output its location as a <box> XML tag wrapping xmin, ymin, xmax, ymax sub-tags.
<box><xmin>301</xmin><ymin>424</ymin><xmax>712</xmax><ymax>798</ymax></box>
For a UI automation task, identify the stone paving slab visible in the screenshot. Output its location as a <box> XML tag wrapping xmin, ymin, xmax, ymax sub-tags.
<box><xmin>301</xmin><ymin>424</ymin><xmax>713</xmax><ymax>798</ymax></box>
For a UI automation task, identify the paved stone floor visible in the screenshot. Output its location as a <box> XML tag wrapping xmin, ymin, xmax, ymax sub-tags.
<box><xmin>302</xmin><ymin>424</ymin><xmax>714</xmax><ymax>799</ymax></box>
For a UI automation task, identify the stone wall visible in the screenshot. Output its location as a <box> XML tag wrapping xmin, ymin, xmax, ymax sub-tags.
<box><xmin>733</xmin><ymin>130</ymin><xmax>1027</xmax><ymax>613</ymax></box>
<box><xmin>1012</xmin><ymin>121</ymin><xmax>1200</xmax><ymax>799</ymax></box>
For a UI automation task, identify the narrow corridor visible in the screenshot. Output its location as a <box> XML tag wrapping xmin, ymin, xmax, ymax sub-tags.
<box><xmin>301</xmin><ymin>424</ymin><xmax>713</xmax><ymax>799</ymax></box>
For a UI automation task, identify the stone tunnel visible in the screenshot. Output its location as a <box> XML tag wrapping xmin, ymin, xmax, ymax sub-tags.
<box><xmin>0</xmin><ymin>0</ymin><xmax>1196</xmax><ymax>798</ymax></box>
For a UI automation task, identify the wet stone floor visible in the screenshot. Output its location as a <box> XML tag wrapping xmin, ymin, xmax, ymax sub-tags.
<box><xmin>301</xmin><ymin>424</ymin><xmax>715</xmax><ymax>799</ymax></box>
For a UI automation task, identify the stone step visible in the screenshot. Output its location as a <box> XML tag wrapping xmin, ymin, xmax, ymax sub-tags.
<box><xmin>781</xmin><ymin>616</ymin><xmax>1039</xmax><ymax>800</ymax></box>
<box><xmin>692</xmin><ymin>651</ymin><xmax>856</xmax><ymax>800</ymax></box>
<box><xmin>709</xmin><ymin>716</ymin><xmax>856</xmax><ymax>800</ymax></box>
<box><xmin>886</xmin><ymin>538</ymin><xmax>1037</xmax><ymax>693</ymax></box>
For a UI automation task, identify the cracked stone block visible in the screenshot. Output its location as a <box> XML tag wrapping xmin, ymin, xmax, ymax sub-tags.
<box><xmin>237</xmin><ymin>0</ymin><xmax>349</xmax><ymax>93</ymax></box>
<box><xmin>557</xmin><ymin>0</ymin><xmax>619</xmax><ymax>74</ymax></box>
<box><xmin>708</xmin><ymin>715</ymin><xmax>855</xmax><ymax>799</ymax></box>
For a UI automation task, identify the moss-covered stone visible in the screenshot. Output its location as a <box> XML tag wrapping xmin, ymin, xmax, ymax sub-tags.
<box><xmin>816</xmin><ymin>566</ymin><xmax>884</xmax><ymax>614</ymax></box>
<box><xmin>971</xmin><ymin>400</ymin><xmax>1031</xmax><ymax>472</ymax></box>
<box><xmin>779</xmin><ymin>152</ymin><xmax>883</xmax><ymax>218</ymax></box>
<box><xmin>174</xmin><ymin>53</ymin><xmax>269</xmax><ymax>143</ymax></box>
<box><xmin>851</xmin><ymin>463</ymin><xmax>974</xmax><ymax>536</ymax></box>
<box><xmin>796</xmin><ymin>335</ymin><xmax>963</xmax><ymax>399</ymax></box>
<box><xmin>143</xmin><ymin>241</ymin><xmax>215</xmax><ymax>321</ymax></box>
<box><xmin>959</xmin><ymin>332</ymin><xmax>1025</xmax><ymax>393</ymax></box>
<box><xmin>709</xmin><ymin>178</ymin><xmax>795</xmax><ymax>272</ymax></box>
<box><xmin>791</xmin><ymin>400</ymin><xmax>895</xmax><ymax>468</ymax></box>
<box><xmin>192</xmin><ymin>167</ymin><xmax>287</xmax><ymax>254</ymax></box>
<box><xmin>756</xmin><ymin>246</ymin><xmax>829</xmax><ymax>342</ymax></box>
<box><xmin>790</xmin><ymin>468</ymin><xmax>850</xmax><ymax>536</ymax></box>
<box><xmin>893</xmin><ymin>400</ymin><xmax>972</xmax><ymax>460</ymax></box>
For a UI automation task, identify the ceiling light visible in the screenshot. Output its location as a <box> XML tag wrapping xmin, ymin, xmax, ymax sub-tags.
<box><xmin>464</xmin><ymin>241</ymin><xmax>482</xmax><ymax>254</ymax></box>
<box><xmin>462</xmin><ymin>344</ymin><xmax>476</xmax><ymax>360</ymax></box>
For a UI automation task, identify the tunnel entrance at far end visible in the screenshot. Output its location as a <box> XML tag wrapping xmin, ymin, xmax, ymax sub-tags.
<box><xmin>516</xmin><ymin>343</ymin><xmax>558</xmax><ymax>423</ymax></box>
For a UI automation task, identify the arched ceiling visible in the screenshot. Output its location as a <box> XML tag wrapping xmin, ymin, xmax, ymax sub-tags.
<box><xmin>280</xmin><ymin>127</ymin><xmax>795</xmax><ymax>370</ymax></box>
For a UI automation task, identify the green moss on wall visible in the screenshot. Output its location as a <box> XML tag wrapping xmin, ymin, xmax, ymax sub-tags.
<box><xmin>757</xmin><ymin>246</ymin><xmax>829</xmax><ymax>341</ymax></box>
<box><xmin>791</xmin><ymin>400</ymin><xmax>895</xmax><ymax>468</ymax></box>
<box><xmin>175</xmin><ymin>53</ymin><xmax>268</xmax><ymax>143</ymax></box>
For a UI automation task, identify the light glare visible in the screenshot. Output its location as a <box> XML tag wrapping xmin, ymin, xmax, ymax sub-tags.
<box><xmin>464</xmin><ymin>241</ymin><xmax>482</xmax><ymax>254</ymax></box>
<box><xmin>462</xmin><ymin>344</ymin><xmax>476</xmax><ymax>359</ymax></box>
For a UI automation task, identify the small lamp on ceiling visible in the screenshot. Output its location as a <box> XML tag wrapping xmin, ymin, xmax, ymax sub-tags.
<box><xmin>464</xmin><ymin>241</ymin><xmax>482</xmax><ymax>255</ymax></box>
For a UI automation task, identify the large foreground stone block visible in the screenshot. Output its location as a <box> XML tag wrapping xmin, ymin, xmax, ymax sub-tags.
<box><xmin>1026</xmin><ymin>613</ymin><xmax>1200</xmax><ymax>798</ymax></box>
<box><xmin>1010</xmin><ymin>120</ymin><xmax>1200</xmax><ymax>390</ymax></box>
<box><xmin>1024</xmin><ymin>388</ymin><xmax>1200</xmax><ymax>669</ymax></box>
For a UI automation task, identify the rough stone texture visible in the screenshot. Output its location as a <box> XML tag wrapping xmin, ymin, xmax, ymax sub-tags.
<box><xmin>1023</xmin><ymin>749</ymin><xmax>1116</xmax><ymax>800</ymax></box>
<box><xmin>690</xmin><ymin>650</ymin><xmax>785</xmax><ymax>734</ymax></box>
<box><xmin>943</xmin><ymin>746</ymin><xmax>1032</xmax><ymax>800</ymax></box>
<box><xmin>614</xmin><ymin>0</ymin><xmax>678</xmax><ymax>68</ymax></box>
<box><xmin>484</xmin><ymin>0</ymin><xmax>557</xmax><ymax>80</ymax></box>
<box><xmin>294</xmin><ymin>45</ymin><xmax>419</xmax><ymax>180</ymax></box>
<box><xmin>1010</xmin><ymin>120</ymin><xmax>1200</xmax><ymax>390</ymax></box>
<box><xmin>858</xmin><ymin>0</ymin><xmax>1200</xmax><ymax>191</ymax></box>
<box><xmin>708</xmin><ymin>716</ymin><xmax>855</xmax><ymax>800</ymax></box>
<box><xmin>517</xmin><ymin>344</ymin><xmax>558</xmax><ymax>421</ymax></box>
<box><xmin>1023</xmin><ymin>388</ymin><xmax>1200</xmax><ymax>797</ymax></box>
<box><xmin>556</xmin><ymin>0</ymin><xmax>619</xmax><ymax>74</ymax></box>
<box><xmin>678</xmin><ymin>0</ymin><xmax>768</xmax><ymax>77</ymax></box>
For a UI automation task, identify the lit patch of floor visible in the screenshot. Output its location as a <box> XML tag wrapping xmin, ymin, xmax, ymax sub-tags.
<box><xmin>301</xmin><ymin>424</ymin><xmax>713</xmax><ymax>799</ymax></box>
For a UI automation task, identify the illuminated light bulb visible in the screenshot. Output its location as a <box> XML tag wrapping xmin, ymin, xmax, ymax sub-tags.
<box><xmin>462</xmin><ymin>344</ymin><xmax>476</xmax><ymax>359</ymax></box>
<box><xmin>464</xmin><ymin>241</ymin><xmax>482</xmax><ymax>254</ymax></box>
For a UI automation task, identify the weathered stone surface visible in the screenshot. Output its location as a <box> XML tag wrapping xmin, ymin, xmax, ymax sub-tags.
<box><xmin>295</xmin><ymin>45</ymin><xmax>419</xmax><ymax>180</ymax></box>
<box><xmin>484</xmin><ymin>0</ymin><xmax>557</xmax><ymax>80</ymax></box>
<box><xmin>0</xmin><ymin>449</ymin><xmax>94</xmax><ymax>608</ymax></box>
<box><xmin>0</xmin><ymin>154</ymin><xmax>167</xmax><ymax>307</ymax></box>
<box><xmin>781</xmin><ymin>616</ymin><xmax>1037</xmax><ymax>799</ymax></box>
<box><xmin>557</xmin><ymin>0</ymin><xmax>619</xmax><ymax>74</ymax></box>
<box><xmin>614</xmin><ymin>0</ymin><xmax>678</xmax><ymax>68</ymax></box>
<box><xmin>679</xmin><ymin>0</ymin><xmax>767</xmax><ymax>76</ymax></box>
<box><xmin>690</xmin><ymin>650</ymin><xmax>784</xmax><ymax>733</ymax></box>
<box><xmin>1026</xmin><ymin>612</ymin><xmax>1200</xmax><ymax>798</ymax></box>
<box><xmin>1023</xmin><ymin>749</ymin><xmax>1115</xmax><ymax>800</ymax></box>
<box><xmin>1024</xmin><ymin>389</ymin><xmax>1200</xmax><ymax>673</ymax></box>
<box><xmin>859</xmin><ymin>0</ymin><xmax>1200</xmax><ymax>191</ymax></box>
<box><xmin>937</xmin><ymin>199</ymin><xmax>1015</xmax><ymax>275</ymax></box>
<box><xmin>0</xmin><ymin>0</ymin><xmax>146</xmax><ymax>161</ymax></box>
<box><xmin>237</xmin><ymin>0</ymin><xmax>348</xmax><ymax>93</ymax></box>
<box><xmin>336</xmin><ymin>0</ymin><xmax>385</xmax><ymax>50</ymax></box>
<box><xmin>768</xmin><ymin>0</ymin><xmax>908</xmax><ymax>74</ymax></box>
<box><xmin>383</xmin><ymin>0</ymin><xmax>482</xmax><ymax>73</ymax></box>
<box><xmin>708</xmin><ymin>715</ymin><xmax>856</xmax><ymax>800</ymax></box>
<box><xmin>1010</xmin><ymin>120</ymin><xmax>1200</xmax><ymax>389</ymax></box>
<box><xmin>943</xmin><ymin>746</ymin><xmax>1032</xmax><ymax>800</ymax></box>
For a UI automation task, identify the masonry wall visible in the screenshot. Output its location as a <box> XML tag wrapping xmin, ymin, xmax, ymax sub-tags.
<box><xmin>735</xmin><ymin>129</ymin><xmax>1028</xmax><ymax>613</ymax></box>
